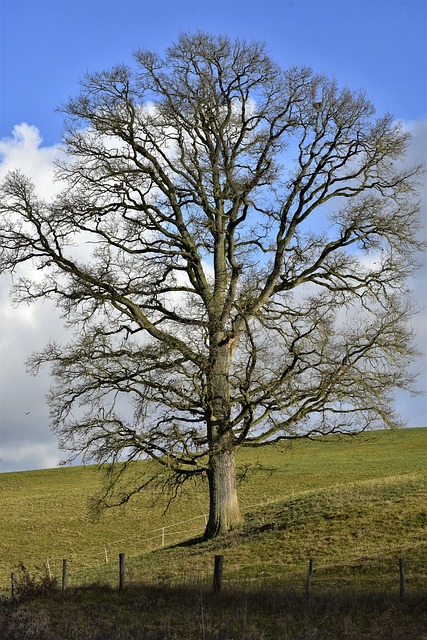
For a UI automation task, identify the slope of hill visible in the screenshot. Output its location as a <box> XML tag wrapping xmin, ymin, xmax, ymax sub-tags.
<box><xmin>0</xmin><ymin>428</ymin><xmax>426</xmax><ymax>639</ymax></box>
<box><xmin>0</xmin><ymin>428</ymin><xmax>426</xmax><ymax>593</ymax></box>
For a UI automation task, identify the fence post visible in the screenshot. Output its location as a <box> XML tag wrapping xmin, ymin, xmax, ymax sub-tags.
<box><xmin>399</xmin><ymin>558</ymin><xmax>405</xmax><ymax>601</ymax></box>
<box><xmin>104</xmin><ymin>546</ymin><xmax>109</xmax><ymax>565</ymax></box>
<box><xmin>306</xmin><ymin>558</ymin><xmax>314</xmax><ymax>597</ymax></box>
<box><xmin>161</xmin><ymin>527</ymin><xmax>165</xmax><ymax>547</ymax></box>
<box><xmin>119</xmin><ymin>553</ymin><xmax>126</xmax><ymax>590</ymax></box>
<box><xmin>11</xmin><ymin>572</ymin><xmax>16</xmax><ymax>599</ymax></box>
<box><xmin>62</xmin><ymin>559</ymin><xmax>67</xmax><ymax>592</ymax></box>
<box><xmin>213</xmin><ymin>555</ymin><xmax>224</xmax><ymax>594</ymax></box>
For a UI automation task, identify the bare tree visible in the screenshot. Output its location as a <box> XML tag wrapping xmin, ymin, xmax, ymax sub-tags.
<box><xmin>0</xmin><ymin>33</ymin><xmax>423</xmax><ymax>537</ymax></box>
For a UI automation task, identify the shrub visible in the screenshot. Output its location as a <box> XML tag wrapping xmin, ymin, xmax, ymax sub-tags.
<box><xmin>0</xmin><ymin>606</ymin><xmax>56</xmax><ymax>640</ymax></box>
<box><xmin>12</xmin><ymin>563</ymin><xmax>58</xmax><ymax>601</ymax></box>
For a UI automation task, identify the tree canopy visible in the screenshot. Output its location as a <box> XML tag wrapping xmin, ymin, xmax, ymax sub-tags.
<box><xmin>0</xmin><ymin>32</ymin><xmax>423</xmax><ymax>537</ymax></box>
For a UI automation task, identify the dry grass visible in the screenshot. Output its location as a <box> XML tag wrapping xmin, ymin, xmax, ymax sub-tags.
<box><xmin>1</xmin><ymin>583</ymin><xmax>426</xmax><ymax>639</ymax></box>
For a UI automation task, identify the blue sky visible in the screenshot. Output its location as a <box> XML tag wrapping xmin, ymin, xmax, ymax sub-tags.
<box><xmin>1</xmin><ymin>0</ymin><xmax>426</xmax><ymax>145</ymax></box>
<box><xmin>0</xmin><ymin>0</ymin><xmax>426</xmax><ymax>472</ymax></box>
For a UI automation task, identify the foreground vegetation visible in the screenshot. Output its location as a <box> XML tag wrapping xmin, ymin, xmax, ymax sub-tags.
<box><xmin>1</xmin><ymin>585</ymin><xmax>426</xmax><ymax>639</ymax></box>
<box><xmin>0</xmin><ymin>428</ymin><xmax>426</xmax><ymax>638</ymax></box>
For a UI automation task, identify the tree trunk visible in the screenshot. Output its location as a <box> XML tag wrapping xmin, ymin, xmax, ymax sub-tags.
<box><xmin>204</xmin><ymin>445</ymin><xmax>242</xmax><ymax>539</ymax></box>
<box><xmin>204</xmin><ymin>324</ymin><xmax>243</xmax><ymax>539</ymax></box>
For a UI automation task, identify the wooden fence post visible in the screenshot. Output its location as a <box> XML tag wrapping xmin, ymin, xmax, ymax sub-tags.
<box><xmin>213</xmin><ymin>555</ymin><xmax>224</xmax><ymax>594</ymax></box>
<box><xmin>399</xmin><ymin>558</ymin><xmax>405</xmax><ymax>601</ymax></box>
<box><xmin>11</xmin><ymin>572</ymin><xmax>16</xmax><ymax>599</ymax></box>
<box><xmin>119</xmin><ymin>553</ymin><xmax>126</xmax><ymax>591</ymax></box>
<box><xmin>306</xmin><ymin>558</ymin><xmax>314</xmax><ymax>597</ymax></box>
<box><xmin>62</xmin><ymin>559</ymin><xmax>67</xmax><ymax>592</ymax></box>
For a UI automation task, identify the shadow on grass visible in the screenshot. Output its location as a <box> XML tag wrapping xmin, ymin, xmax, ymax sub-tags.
<box><xmin>1</xmin><ymin>581</ymin><xmax>426</xmax><ymax>640</ymax></box>
<box><xmin>168</xmin><ymin>534</ymin><xmax>205</xmax><ymax>549</ymax></box>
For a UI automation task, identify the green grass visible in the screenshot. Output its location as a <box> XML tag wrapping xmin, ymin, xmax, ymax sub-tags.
<box><xmin>0</xmin><ymin>428</ymin><xmax>426</xmax><ymax>593</ymax></box>
<box><xmin>0</xmin><ymin>428</ymin><xmax>426</xmax><ymax>639</ymax></box>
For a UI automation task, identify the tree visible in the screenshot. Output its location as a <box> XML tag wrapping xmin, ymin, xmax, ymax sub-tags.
<box><xmin>0</xmin><ymin>33</ymin><xmax>423</xmax><ymax>538</ymax></box>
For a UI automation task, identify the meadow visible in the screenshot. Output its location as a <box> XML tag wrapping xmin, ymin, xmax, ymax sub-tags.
<box><xmin>0</xmin><ymin>427</ymin><xmax>426</xmax><ymax>639</ymax></box>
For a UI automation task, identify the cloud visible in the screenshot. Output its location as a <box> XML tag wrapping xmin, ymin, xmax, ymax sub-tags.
<box><xmin>0</xmin><ymin>123</ymin><xmax>63</xmax><ymax>199</ymax></box>
<box><xmin>400</xmin><ymin>117</ymin><xmax>427</xmax><ymax>314</ymax></box>
<box><xmin>0</xmin><ymin>442</ymin><xmax>62</xmax><ymax>473</ymax></box>
<box><xmin>0</xmin><ymin>117</ymin><xmax>426</xmax><ymax>473</ymax></box>
<box><xmin>396</xmin><ymin>118</ymin><xmax>427</xmax><ymax>417</ymax></box>
<box><xmin>0</xmin><ymin>272</ymin><xmax>67</xmax><ymax>472</ymax></box>
<box><xmin>0</xmin><ymin>125</ymin><xmax>66</xmax><ymax>472</ymax></box>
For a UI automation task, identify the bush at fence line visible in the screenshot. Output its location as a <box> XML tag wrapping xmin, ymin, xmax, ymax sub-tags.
<box><xmin>11</xmin><ymin>563</ymin><xmax>58</xmax><ymax>601</ymax></box>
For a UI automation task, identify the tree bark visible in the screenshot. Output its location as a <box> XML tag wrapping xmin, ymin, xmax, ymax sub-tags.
<box><xmin>205</xmin><ymin>332</ymin><xmax>242</xmax><ymax>539</ymax></box>
<box><xmin>205</xmin><ymin>445</ymin><xmax>242</xmax><ymax>538</ymax></box>
<box><xmin>204</xmin><ymin>335</ymin><xmax>243</xmax><ymax>538</ymax></box>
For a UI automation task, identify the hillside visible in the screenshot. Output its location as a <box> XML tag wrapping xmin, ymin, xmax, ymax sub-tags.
<box><xmin>0</xmin><ymin>428</ymin><xmax>426</xmax><ymax>594</ymax></box>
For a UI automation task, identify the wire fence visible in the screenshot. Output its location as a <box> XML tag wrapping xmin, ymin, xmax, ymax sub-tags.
<box><xmin>0</xmin><ymin>499</ymin><xmax>276</xmax><ymax>587</ymax></box>
<box><xmin>1</xmin><ymin>504</ymin><xmax>426</xmax><ymax>598</ymax></box>
<box><xmin>0</xmin><ymin>512</ymin><xmax>209</xmax><ymax>591</ymax></box>
<box><xmin>3</xmin><ymin>551</ymin><xmax>426</xmax><ymax>602</ymax></box>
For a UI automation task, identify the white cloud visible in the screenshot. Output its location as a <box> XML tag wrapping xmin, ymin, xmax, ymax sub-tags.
<box><xmin>0</xmin><ymin>442</ymin><xmax>62</xmax><ymax>473</ymax></box>
<box><xmin>0</xmin><ymin>117</ymin><xmax>426</xmax><ymax>473</ymax></box>
<box><xmin>399</xmin><ymin>118</ymin><xmax>427</xmax><ymax>418</ymax></box>
<box><xmin>0</xmin><ymin>125</ymin><xmax>66</xmax><ymax>472</ymax></box>
<box><xmin>0</xmin><ymin>123</ymin><xmax>63</xmax><ymax>199</ymax></box>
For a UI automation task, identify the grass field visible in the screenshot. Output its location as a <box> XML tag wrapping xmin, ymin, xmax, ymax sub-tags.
<box><xmin>0</xmin><ymin>428</ymin><xmax>426</xmax><ymax>590</ymax></box>
<box><xmin>0</xmin><ymin>428</ymin><xmax>426</xmax><ymax>639</ymax></box>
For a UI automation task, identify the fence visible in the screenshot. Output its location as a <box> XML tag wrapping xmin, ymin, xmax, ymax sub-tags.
<box><xmin>7</xmin><ymin>554</ymin><xmax>416</xmax><ymax>602</ymax></box>
<box><xmin>0</xmin><ymin>512</ymin><xmax>209</xmax><ymax>591</ymax></box>
<box><xmin>0</xmin><ymin>498</ymin><xmax>292</xmax><ymax>588</ymax></box>
<box><xmin>1</xmin><ymin>505</ymin><xmax>426</xmax><ymax>599</ymax></box>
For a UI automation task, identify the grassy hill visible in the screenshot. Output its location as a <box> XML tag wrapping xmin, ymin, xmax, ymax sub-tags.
<box><xmin>0</xmin><ymin>428</ymin><xmax>426</xmax><ymax>639</ymax></box>
<box><xmin>0</xmin><ymin>428</ymin><xmax>426</xmax><ymax>592</ymax></box>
